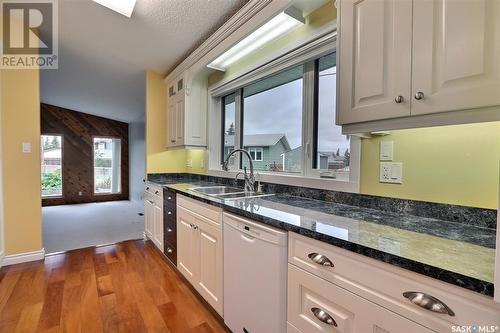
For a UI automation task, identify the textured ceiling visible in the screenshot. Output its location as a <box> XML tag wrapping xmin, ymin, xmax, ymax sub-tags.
<box><xmin>40</xmin><ymin>0</ymin><xmax>248</xmax><ymax>123</ymax></box>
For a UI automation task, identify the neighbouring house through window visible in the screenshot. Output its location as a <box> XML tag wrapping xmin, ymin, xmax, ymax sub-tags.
<box><xmin>216</xmin><ymin>51</ymin><xmax>357</xmax><ymax>184</ymax></box>
<box><xmin>41</xmin><ymin>135</ymin><xmax>63</xmax><ymax>197</ymax></box>
<box><xmin>94</xmin><ymin>137</ymin><xmax>121</xmax><ymax>194</ymax></box>
<box><xmin>242</xmin><ymin>64</ymin><xmax>304</xmax><ymax>173</ymax></box>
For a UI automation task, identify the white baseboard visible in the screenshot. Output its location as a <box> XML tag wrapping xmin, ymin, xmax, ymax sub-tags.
<box><xmin>2</xmin><ymin>248</ymin><xmax>45</xmax><ymax>266</ymax></box>
<box><xmin>0</xmin><ymin>251</ymin><xmax>4</xmax><ymax>268</ymax></box>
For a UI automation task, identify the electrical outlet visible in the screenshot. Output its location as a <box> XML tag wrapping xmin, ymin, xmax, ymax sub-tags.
<box><xmin>78</xmin><ymin>191</ymin><xmax>83</xmax><ymax>196</ymax></box>
<box><xmin>380</xmin><ymin>162</ymin><xmax>403</xmax><ymax>184</ymax></box>
<box><xmin>186</xmin><ymin>159</ymin><xmax>192</xmax><ymax>168</ymax></box>
<box><xmin>200</xmin><ymin>159</ymin><xmax>204</xmax><ymax>168</ymax></box>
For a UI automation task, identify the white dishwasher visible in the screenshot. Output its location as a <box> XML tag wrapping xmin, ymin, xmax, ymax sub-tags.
<box><xmin>223</xmin><ymin>212</ymin><xmax>288</xmax><ymax>333</ymax></box>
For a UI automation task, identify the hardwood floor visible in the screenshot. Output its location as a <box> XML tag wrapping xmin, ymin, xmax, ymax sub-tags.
<box><xmin>0</xmin><ymin>240</ymin><xmax>229</xmax><ymax>333</ymax></box>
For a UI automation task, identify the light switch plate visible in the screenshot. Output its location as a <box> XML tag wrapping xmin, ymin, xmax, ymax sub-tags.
<box><xmin>380</xmin><ymin>141</ymin><xmax>394</xmax><ymax>161</ymax></box>
<box><xmin>380</xmin><ymin>162</ymin><xmax>403</xmax><ymax>184</ymax></box>
<box><xmin>22</xmin><ymin>142</ymin><xmax>32</xmax><ymax>153</ymax></box>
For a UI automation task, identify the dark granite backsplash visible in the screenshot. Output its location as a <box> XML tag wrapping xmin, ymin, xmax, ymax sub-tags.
<box><xmin>148</xmin><ymin>173</ymin><xmax>497</xmax><ymax>229</ymax></box>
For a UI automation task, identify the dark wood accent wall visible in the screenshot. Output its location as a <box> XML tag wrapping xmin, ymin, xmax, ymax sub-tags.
<box><xmin>41</xmin><ymin>103</ymin><xmax>129</xmax><ymax>206</ymax></box>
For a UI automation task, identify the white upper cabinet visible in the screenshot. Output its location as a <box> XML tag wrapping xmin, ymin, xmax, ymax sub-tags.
<box><xmin>337</xmin><ymin>0</ymin><xmax>412</xmax><ymax>124</ymax></box>
<box><xmin>337</xmin><ymin>0</ymin><xmax>500</xmax><ymax>125</ymax></box>
<box><xmin>411</xmin><ymin>0</ymin><xmax>500</xmax><ymax>116</ymax></box>
<box><xmin>166</xmin><ymin>72</ymin><xmax>207</xmax><ymax>148</ymax></box>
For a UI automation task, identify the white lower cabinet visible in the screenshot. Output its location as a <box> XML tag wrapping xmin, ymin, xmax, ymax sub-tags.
<box><xmin>144</xmin><ymin>184</ymin><xmax>163</xmax><ymax>252</ymax></box>
<box><xmin>288</xmin><ymin>232</ymin><xmax>500</xmax><ymax>333</ymax></box>
<box><xmin>144</xmin><ymin>199</ymin><xmax>154</xmax><ymax>239</ymax></box>
<box><xmin>176</xmin><ymin>195</ymin><xmax>223</xmax><ymax>316</ymax></box>
<box><xmin>288</xmin><ymin>264</ymin><xmax>432</xmax><ymax>333</ymax></box>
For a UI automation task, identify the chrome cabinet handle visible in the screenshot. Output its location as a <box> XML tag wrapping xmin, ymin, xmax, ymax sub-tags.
<box><xmin>167</xmin><ymin>211</ymin><xmax>172</xmax><ymax>215</ymax></box>
<box><xmin>311</xmin><ymin>307</ymin><xmax>337</xmax><ymax>327</ymax></box>
<box><xmin>167</xmin><ymin>228</ymin><xmax>173</xmax><ymax>232</ymax></box>
<box><xmin>155</xmin><ymin>191</ymin><xmax>159</xmax><ymax>195</ymax></box>
<box><xmin>168</xmin><ymin>196</ymin><xmax>172</xmax><ymax>200</ymax></box>
<box><xmin>414</xmin><ymin>91</ymin><xmax>425</xmax><ymax>100</ymax></box>
<box><xmin>146</xmin><ymin>187</ymin><xmax>150</xmax><ymax>190</ymax></box>
<box><xmin>394</xmin><ymin>95</ymin><xmax>404</xmax><ymax>103</ymax></box>
<box><xmin>166</xmin><ymin>248</ymin><xmax>173</xmax><ymax>253</ymax></box>
<box><xmin>308</xmin><ymin>253</ymin><xmax>334</xmax><ymax>267</ymax></box>
<box><xmin>403</xmin><ymin>292</ymin><xmax>455</xmax><ymax>316</ymax></box>
<box><xmin>192</xmin><ymin>225</ymin><xmax>198</xmax><ymax>230</ymax></box>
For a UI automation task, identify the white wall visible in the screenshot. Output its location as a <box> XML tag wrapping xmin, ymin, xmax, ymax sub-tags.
<box><xmin>129</xmin><ymin>122</ymin><xmax>145</xmax><ymax>201</ymax></box>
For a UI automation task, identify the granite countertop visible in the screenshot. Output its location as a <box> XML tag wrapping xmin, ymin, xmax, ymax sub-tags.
<box><xmin>149</xmin><ymin>180</ymin><xmax>496</xmax><ymax>296</ymax></box>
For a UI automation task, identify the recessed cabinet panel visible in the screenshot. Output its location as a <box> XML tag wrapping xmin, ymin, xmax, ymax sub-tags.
<box><xmin>177</xmin><ymin>207</ymin><xmax>197</xmax><ymax>284</ymax></box>
<box><xmin>175</xmin><ymin>96</ymin><xmax>184</xmax><ymax>144</ymax></box>
<box><xmin>411</xmin><ymin>0</ymin><xmax>500</xmax><ymax>115</ymax></box>
<box><xmin>337</xmin><ymin>0</ymin><xmax>412</xmax><ymax>124</ymax></box>
<box><xmin>197</xmin><ymin>219</ymin><xmax>223</xmax><ymax>314</ymax></box>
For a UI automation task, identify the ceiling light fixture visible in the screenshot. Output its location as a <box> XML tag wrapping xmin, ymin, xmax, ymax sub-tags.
<box><xmin>93</xmin><ymin>0</ymin><xmax>137</xmax><ymax>18</ymax></box>
<box><xmin>207</xmin><ymin>7</ymin><xmax>305</xmax><ymax>72</ymax></box>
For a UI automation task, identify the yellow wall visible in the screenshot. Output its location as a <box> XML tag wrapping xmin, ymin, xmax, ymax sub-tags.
<box><xmin>1</xmin><ymin>69</ymin><xmax>43</xmax><ymax>255</ymax></box>
<box><xmin>145</xmin><ymin>70</ymin><xmax>188</xmax><ymax>173</ymax></box>
<box><xmin>360</xmin><ymin>121</ymin><xmax>500</xmax><ymax>209</ymax></box>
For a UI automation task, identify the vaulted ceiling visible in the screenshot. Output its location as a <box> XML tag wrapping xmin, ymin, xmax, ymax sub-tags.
<box><xmin>40</xmin><ymin>0</ymin><xmax>248</xmax><ymax>123</ymax></box>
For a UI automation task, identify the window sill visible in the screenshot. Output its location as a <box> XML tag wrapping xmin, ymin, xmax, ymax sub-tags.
<box><xmin>207</xmin><ymin>169</ymin><xmax>359</xmax><ymax>193</ymax></box>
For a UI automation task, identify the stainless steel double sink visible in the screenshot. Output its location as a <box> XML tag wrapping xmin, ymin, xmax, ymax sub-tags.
<box><xmin>189</xmin><ymin>186</ymin><xmax>273</xmax><ymax>200</ymax></box>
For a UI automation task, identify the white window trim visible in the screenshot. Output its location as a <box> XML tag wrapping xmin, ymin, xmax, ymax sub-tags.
<box><xmin>247</xmin><ymin>147</ymin><xmax>263</xmax><ymax>161</ymax></box>
<box><xmin>207</xmin><ymin>31</ymin><xmax>360</xmax><ymax>193</ymax></box>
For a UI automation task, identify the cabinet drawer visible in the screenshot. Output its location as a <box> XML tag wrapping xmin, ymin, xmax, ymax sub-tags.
<box><xmin>164</xmin><ymin>205</ymin><xmax>176</xmax><ymax>219</ymax></box>
<box><xmin>164</xmin><ymin>189</ymin><xmax>176</xmax><ymax>204</ymax></box>
<box><xmin>164</xmin><ymin>241</ymin><xmax>176</xmax><ymax>265</ymax></box>
<box><xmin>288</xmin><ymin>264</ymin><xmax>432</xmax><ymax>333</ymax></box>
<box><xmin>177</xmin><ymin>195</ymin><xmax>222</xmax><ymax>227</ymax></box>
<box><xmin>164</xmin><ymin>222</ymin><xmax>176</xmax><ymax>246</ymax></box>
<box><xmin>289</xmin><ymin>233</ymin><xmax>500</xmax><ymax>331</ymax></box>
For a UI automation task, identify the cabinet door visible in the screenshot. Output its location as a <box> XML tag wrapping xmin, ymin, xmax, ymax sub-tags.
<box><xmin>167</xmin><ymin>99</ymin><xmax>177</xmax><ymax>147</ymax></box>
<box><xmin>176</xmin><ymin>207</ymin><xmax>198</xmax><ymax>285</ymax></box>
<box><xmin>144</xmin><ymin>199</ymin><xmax>154</xmax><ymax>239</ymax></box>
<box><xmin>288</xmin><ymin>265</ymin><xmax>432</xmax><ymax>333</ymax></box>
<box><xmin>175</xmin><ymin>96</ymin><xmax>185</xmax><ymax>145</ymax></box>
<box><xmin>195</xmin><ymin>218</ymin><xmax>223</xmax><ymax>315</ymax></box>
<box><xmin>412</xmin><ymin>0</ymin><xmax>500</xmax><ymax>116</ymax></box>
<box><xmin>153</xmin><ymin>204</ymin><xmax>163</xmax><ymax>251</ymax></box>
<box><xmin>337</xmin><ymin>0</ymin><xmax>412</xmax><ymax>124</ymax></box>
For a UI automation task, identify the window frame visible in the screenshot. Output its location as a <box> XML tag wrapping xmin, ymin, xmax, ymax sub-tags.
<box><xmin>41</xmin><ymin>134</ymin><xmax>64</xmax><ymax>199</ymax></box>
<box><xmin>208</xmin><ymin>32</ymin><xmax>360</xmax><ymax>193</ymax></box>
<box><xmin>92</xmin><ymin>136</ymin><xmax>123</xmax><ymax>196</ymax></box>
<box><xmin>247</xmin><ymin>147</ymin><xmax>264</xmax><ymax>161</ymax></box>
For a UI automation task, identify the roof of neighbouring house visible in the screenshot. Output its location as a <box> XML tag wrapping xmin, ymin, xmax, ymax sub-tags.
<box><xmin>225</xmin><ymin>134</ymin><xmax>291</xmax><ymax>150</ymax></box>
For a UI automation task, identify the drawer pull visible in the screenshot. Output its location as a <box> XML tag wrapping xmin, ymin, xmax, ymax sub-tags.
<box><xmin>311</xmin><ymin>307</ymin><xmax>337</xmax><ymax>327</ymax></box>
<box><xmin>403</xmin><ymin>292</ymin><xmax>455</xmax><ymax>316</ymax></box>
<box><xmin>155</xmin><ymin>191</ymin><xmax>159</xmax><ymax>195</ymax></box>
<box><xmin>168</xmin><ymin>196</ymin><xmax>172</xmax><ymax>200</ymax></box>
<box><xmin>166</xmin><ymin>248</ymin><xmax>173</xmax><ymax>253</ymax></box>
<box><xmin>308</xmin><ymin>253</ymin><xmax>334</xmax><ymax>267</ymax></box>
<box><xmin>167</xmin><ymin>228</ymin><xmax>173</xmax><ymax>233</ymax></box>
<box><xmin>167</xmin><ymin>211</ymin><xmax>172</xmax><ymax>215</ymax></box>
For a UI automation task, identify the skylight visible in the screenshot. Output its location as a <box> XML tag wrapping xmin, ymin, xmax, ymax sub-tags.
<box><xmin>207</xmin><ymin>8</ymin><xmax>305</xmax><ymax>71</ymax></box>
<box><xmin>93</xmin><ymin>0</ymin><xmax>137</xmax><ymax>18</ymax></box>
